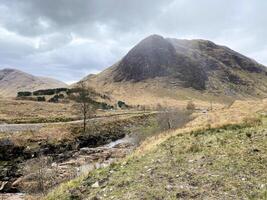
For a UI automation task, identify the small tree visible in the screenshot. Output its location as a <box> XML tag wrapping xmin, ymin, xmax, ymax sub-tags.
<box><xmin>157</xmin><ymin>108</ymin><xmax>192</xmax><ymax>131</ymax></box>
<box><xmin>74</xmin><ymin>82</ymin><xmax>95</xmax><ymax>134</ymax></box>
<box><xmin>22</xmin><ymin>156</ymin><xmax>57</xmax><ymax>194</ymax></box>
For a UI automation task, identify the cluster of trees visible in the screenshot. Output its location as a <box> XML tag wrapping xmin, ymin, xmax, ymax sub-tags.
<box><xmin>17</xmin><ymin>91</ymin><xmax>32</xmax><ymax>97</ymax></box>
<box><xmin>33</xmin><ymin>88</ymin><xmax>68</xmax><ymax>96</ymax></box>
<box><xmin>17</xmin><ymin>88</ymin><xmax>69</xmax><ymax>97</ymax></box>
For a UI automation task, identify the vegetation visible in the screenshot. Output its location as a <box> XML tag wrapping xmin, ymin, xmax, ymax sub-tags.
<box><xmin>22</xmin><ymin>156</ymin><xmax>61</xmax><ymax>194</ymax></box>
<box><xmin>0</xmin><ymin>112</ymin><xmax>156</xmax><ymax>195</ymax></box>
<box><xmin>16</xmin><ymin>86</ymin><xmax>115</xmax><ymax>112</ymax></box>
<box><xmin>32</xmin><ymin>88</ymin><xmax>68</xmax><ymax>96</ymax></box>
<box><xmin>0</xmin><ymin>99</ymin><xmax>77</xmax><ymax>124</ymax></box>
<box><xmin>17</xmin><ymin>91</ymin><xmax>32</xmax><ymax>97</ymax></box>
<box><xmin>44</xmin><ymin>116</ymin><xmax>267</xmax><ymax>200</ymax></box>
<box><xmin>186</xmin><ymin>100</ymin><xmax>196</xmax><ymax>110</ymax></box>
<box><xmin>73</xmin><ymin>82</ymin><xmax>96</xmax><ymax>134</ymax></box>
<box><xmin>37</xmin><ymin>96</ymin><xmax>46</xmax><ymax>102</ymax></box>
<box><xmin>117</xmin><ymin>101</ymin><xmax>129</xmax><ymax>109</ymax></box>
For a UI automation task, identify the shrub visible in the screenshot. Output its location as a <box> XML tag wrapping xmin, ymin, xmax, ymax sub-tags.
<box><xmin>58</xmin><ymin>93</ymin><xmax>65</xmax><ymax>99</ymax></box>
<box><xmin>37</xmin><ymin>96</ymin><xmax>46</xmax><ymax>101</ymax></box>
<box><xmin>243</xmin><ymin>117</ymin><xmax>262</xmax><ymax>127</ymax></box>
<box><xmin>33</xmin><ymin>88</ymin><xmax>69</xmax><ymax>96</ymax></box>
<box><xmin>186</xmin><ymin>101</ymin><xmax>196</xmax><ymax>110</ymax></box>
<box><xmin>99</xmin><ymin>102</ymin><xmax>114</xmax><ymax>110</ymax></box>
<box><xmin>55</xmin><ymin>88</ymin><xmax>68</xmax><ymax>94</ymax></box>
<box><xmin>118</xmin><ymin>101</ymin><xmax>129</xmax><ymax>109</ymax></box>
<box><xmin>33</xmin><ymin>89</ymin><xmax>55</xmax><ymax>96</ymax></box>
<box><xmin>48</xmin><ymin>95</ymin><xmax>59</xmax><ymax>103</ymax></box>
<box><xmin>17</xmin><ymin>91</ymin><xmax>32</xmax><ymax>97</ymax></box>
<box><xmin>157</xmin><ymin>109</ymin><xmax>193</xmax><ymax>131</ymax></box>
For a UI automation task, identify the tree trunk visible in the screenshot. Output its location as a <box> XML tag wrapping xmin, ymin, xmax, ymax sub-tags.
<box><xmin>83</xmin><ymin>104</ymin><xmax>87</xmax><ymax>134</ymax></box>
<box><xmin>83</xmin><ymin>114</ymin><xmax>86</xmax><ymax>134</ymax></box>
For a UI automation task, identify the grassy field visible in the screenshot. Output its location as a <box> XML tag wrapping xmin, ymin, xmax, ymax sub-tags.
<box><xmin>0</xmin><ymin>112</ymin><xmax>156</xmax><ymax>150</ymax></box>
<box><xmin>0</xmin><ymin>98</ymin><xmax>154</xmax><ymax>124</ymax></box>
<box><xmin>44</xmin><ymin>100</ymin><xmax>267</xmax><ymax>200</ymax></box>
<box><xmin>0</xmin><ymin>99</ymin><xmax>77</xmax><ymax>123</ymax></box>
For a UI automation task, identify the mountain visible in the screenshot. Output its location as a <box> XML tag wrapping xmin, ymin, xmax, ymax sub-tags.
<box><xmin>81</xmin><ymin>34</ymin><xmax>267</xmax><ymax>105</ymax></box>
<box><xmin>0</xmin><ymin>68</ymin><xmax>68</xmax><ymax>97</ymax></box>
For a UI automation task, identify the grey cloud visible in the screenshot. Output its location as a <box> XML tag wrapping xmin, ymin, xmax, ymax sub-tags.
<box><xmin>0</xmin><ymin>0</ymin><xmax>267</xmax><ymax>83</ymax></box>
<box><xmin>1</xmin><ymin>0</ymin><xmax>172</xmax><ymax>37</ymax></box>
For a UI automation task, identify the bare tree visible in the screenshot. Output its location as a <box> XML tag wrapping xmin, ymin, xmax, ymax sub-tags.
<box><xmin>22</xmin><ymin>156</ymin><xmax>57</xmax><ymax>194</ymax></box>
<box><xmin>157</xmin><ymin>107</ymin><xmax>193</xmax><ymax>131</ymax></box>
<box><xmin>74</xmin><ymin>82</ymin><xmax>96</xmax><ymax>134</ymax></box>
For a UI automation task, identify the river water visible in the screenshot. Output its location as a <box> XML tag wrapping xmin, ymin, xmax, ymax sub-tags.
<box><xmin>1</xmin><ymin>135</ymin><xmax>136</xmax><ymax>200</ymax></box>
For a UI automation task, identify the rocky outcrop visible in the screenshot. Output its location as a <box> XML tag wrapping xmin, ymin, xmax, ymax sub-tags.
<box><xmin>114</xmin><ymin>35</ymin><xmax>208</xmax><ymax>90</ymax></box>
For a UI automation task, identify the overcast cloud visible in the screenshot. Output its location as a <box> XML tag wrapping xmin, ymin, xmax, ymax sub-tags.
<box><xmin>0</xmin><ymin>0</ymin><xmax>267</xmax><ymax>83</ymax></box>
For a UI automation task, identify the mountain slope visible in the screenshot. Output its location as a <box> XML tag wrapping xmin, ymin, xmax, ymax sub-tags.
<box><xmin>83</xmin><ymin>35</ymin><xmax>267</xmax><ymax>105</ymax></box>
<box><xmin>0</xmin><ymin>68</ymin><xmax>68</xmax><ymax>97</ymax></box>
<box><xmin>44</xmin><ymin>101</ymin><xmax>267</xmax><ymax>200</ymax></box>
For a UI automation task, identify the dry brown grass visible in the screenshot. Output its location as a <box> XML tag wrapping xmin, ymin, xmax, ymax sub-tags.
<box><xmin>188</xmin><ymin>98</ymin><xmax>267</xmax><ymax>128</ymax></box>
<box><xmin>0</xmin><ymin>98</ymin><xmax>77</xmax><ymax>123</ymax></box>
<box><xmin>134</xmin><ymin>99</ymin><xmax>267</xmax><ymax>156</ymax></box>
<box><xmin>85</xmin><ymin>75</ymin><xmax>230</xmax><ymax>108</ymax></box>
<box><xmin>0</xmin><ymin>112</ymin><xmax>155</xmax><ymax>147</ymax></box>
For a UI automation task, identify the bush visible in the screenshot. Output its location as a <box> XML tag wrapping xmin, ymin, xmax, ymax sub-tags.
<box><xmin>58</xmin><ymin>93</ymin><xmax>65</xmax><ymax>99</ymax></box>
<box><xmin>37</xmin><ymin>96</ymin><xmax>46</xmax><ymax>101</ymax></box>
<box><xmin>54</xmin><ymin>88</ymin><xmax>68</xmax><ymax>94</ymax></box>
<box><xmin>48</xmin><ymin>95</ymin><xmax>59</xmax><ymax>103</ymax></box>
<box><xmin>99</xmin><ymin>102</ymin><xmax>114</xmax><ymax>110</ymax></box>
<box><xmin>186</xmin><ymin>101</ymin><xmax>196</xmax><ymax>110</ymax></box>
<box><xmin>33</xmin><ymin>88</ymin><xmax>69</xmax><ymax>96</ymax></box>
<box><xmin>118</xmin><ymin>101</ymin><xmax>129</xmax><ymax>109</ymax></box>
<box><xmin>33</xmin><ymin>89</ymin><xmax>55</xmax><ymax>96</ymax></box>
<box><xmin>17</xmin><ymin>91</ymin><xmax>32</xmax><ymax>97</ymax></box>
<box><xmin>243</xmin><ymin>117</ymin><xmax>262</xmax><ymax>127</ymax></box>
<box><xmin>156</xmin><ymin>109</ymin><xmax>193</xmax><ymax>131</ymax></box>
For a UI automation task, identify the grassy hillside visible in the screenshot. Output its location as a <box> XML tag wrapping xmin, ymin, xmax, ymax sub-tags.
<box><xmin>44</xmin><ymin>113</ymin><xmax>267</xmax><ymax>199</ymax></box>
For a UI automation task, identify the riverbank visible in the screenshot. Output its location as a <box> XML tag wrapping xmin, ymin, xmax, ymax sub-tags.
<box><xmin>0</xmin><ymin>112</ymin><xmax>158</xmax><ymax>197</ymax></box>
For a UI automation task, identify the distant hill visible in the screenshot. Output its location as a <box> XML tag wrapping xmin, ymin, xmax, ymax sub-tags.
<box><xmin>0</xmin><ymin>68</ymin><xmax>68</xmax><ymax>97</ymax></box>
<box><xmin>82</xmin><ymin>34</ymin><xmax>267</xmax><ymax>106</ymax></box>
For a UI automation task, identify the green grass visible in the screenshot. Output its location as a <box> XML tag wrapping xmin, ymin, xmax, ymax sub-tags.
<box><xmin>44</xmin><ymin>118</ymin><xmax>267</xmax><ymax>200</ymax></box>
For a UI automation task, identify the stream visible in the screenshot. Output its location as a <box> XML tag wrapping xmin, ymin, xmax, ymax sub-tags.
<box><xmin>0</xmin><ymin>135</ymin><xmax>137</xmax><ymax>200</ymax></box>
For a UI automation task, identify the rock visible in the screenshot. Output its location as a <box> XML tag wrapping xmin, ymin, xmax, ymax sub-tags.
<box><xmin>91</xmin><ymin>181</ymin><xmax>100</xmax><ymax>188</ymax></box>
<box><xmin>0</xmin><ymin>181</ymin><xmax>8</xmax><ymax>191</ymax></box>
<box><xmin>11</xmin><ymin>177</ymin><xmax>23</xmax><ymax>187</ymax></box>
<box><xmin>113</xmin><ymin>143</ymin><xmax>133</xmax><ymax>148</ymax></box>
<box><xmin>51</xmin><ymin>162</ymin><xmax>57</xmax><ymax>167</ymax></box>
<box><xmin>80</xmin><ymin>147</ymin><xmax>94</xmax><ymax>154</ymax></box>
<box><xmin>166</xmin><ymin>184</ymin><xmax>173</xmax><ymax>191</ymax></box>
<box><xmin>0</xmin><ymin>180</ymin><xmax>18</xmax><ymax>193</ymax></box>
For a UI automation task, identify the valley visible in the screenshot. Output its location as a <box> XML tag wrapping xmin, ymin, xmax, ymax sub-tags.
<box><xmin>0</xmin><ymin>110</ymin><xmax>164</xmax><ymax>199</ymax></box>
<box><xmin>44</xmin><ymin>99</ymin><xmax>267</xmax><ymax>200</ymax></box>
<box><xmin>0</xmin><ymin>34</ymin><xmax>266</xmax><ymax>200</ymax></box>
<box><xmin>1</xmin><ymin>0</ymin><xmax>267</xmax><ymax>199</ymax></box>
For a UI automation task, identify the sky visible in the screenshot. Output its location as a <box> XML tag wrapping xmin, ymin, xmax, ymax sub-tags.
<box><xmin>0</xmin><ymin>0</ymin><xmax>267</xmax><ymax>84</ymax></box>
